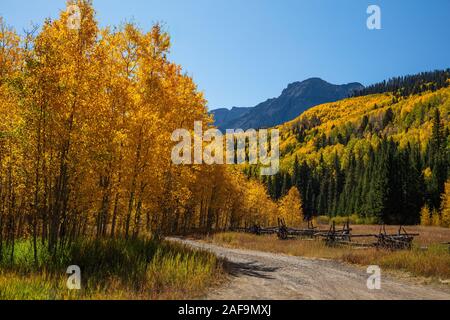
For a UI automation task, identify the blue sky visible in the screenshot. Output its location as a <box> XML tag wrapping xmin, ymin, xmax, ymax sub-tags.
<box><xmin>1</xmin><ymin>0</ymin><xmax>449</xmax><ymax>110</ymax></box>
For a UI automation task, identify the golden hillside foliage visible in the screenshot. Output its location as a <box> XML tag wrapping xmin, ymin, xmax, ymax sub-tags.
<box><xmin>278</xmin><ymin>88</ymin><xmax>450</xmax><ymax>170</ymax></box>
<box><xmin>270</xmin><ymin>79</ymin><xmax>449</xmax><ymax>225</ymax></box>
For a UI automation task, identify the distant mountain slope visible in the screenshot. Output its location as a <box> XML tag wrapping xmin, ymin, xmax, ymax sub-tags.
<box><xmin>211</xmin><ymin>78</ymin><xmax>364</xmax><ymax>131</ymax></box>
<box><xmin>210</xmin><ymin>106</ymin><xmax>251</xmax><ymax>131</ymax></box>
<box><xmin>262</xmin><ymin>85</ymin><xmax>449</xmax><ymax>224</ymax></box>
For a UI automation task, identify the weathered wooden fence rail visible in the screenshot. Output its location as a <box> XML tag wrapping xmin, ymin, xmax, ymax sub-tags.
<box><xmin>232</xmin><ymin>220</ymin><xmax>420</xmax><ymax>251</ymax></box>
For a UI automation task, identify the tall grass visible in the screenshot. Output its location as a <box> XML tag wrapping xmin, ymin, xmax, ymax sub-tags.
<box><xmin>0</xmin><ymin>238</ymin><xmax>223</xmax><ymax>300</ymax></box>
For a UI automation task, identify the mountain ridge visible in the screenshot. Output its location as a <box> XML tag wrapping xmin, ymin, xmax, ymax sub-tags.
<box><xmin>211</xmin><ymin>78</ymin><xmax>364</xmax><ymax>131</ymax></box>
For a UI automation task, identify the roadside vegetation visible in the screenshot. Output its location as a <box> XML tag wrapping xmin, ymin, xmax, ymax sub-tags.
<box><xmin>207</xmin><ymin>225</ymin><xmax>450</xmax><ymax>282</ymax></box>
<box><xmin>0</xmin><ymin>237</ymin><xmax>223</xmax><ymax>300</ymax></box>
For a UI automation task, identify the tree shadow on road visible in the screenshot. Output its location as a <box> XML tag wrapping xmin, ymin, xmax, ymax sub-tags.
<box><xmin>224</xmin><ymin>260</ymin><xmax>279</xmax><ymax>279</ymax></box>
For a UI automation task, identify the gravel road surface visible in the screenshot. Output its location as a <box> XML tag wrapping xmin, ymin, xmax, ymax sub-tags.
<box><xmin>169</xmin><ymin>238</ymin><xmax>450</xmax><ymax>300</ymax></box>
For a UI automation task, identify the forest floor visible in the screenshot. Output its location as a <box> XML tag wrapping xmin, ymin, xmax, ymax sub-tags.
<box><xmin>169</xmin><ymin>230</ymin><xmax>450</xmax><ymax>300</ymax></box>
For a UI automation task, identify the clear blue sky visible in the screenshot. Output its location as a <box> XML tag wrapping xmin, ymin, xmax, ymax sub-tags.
<box><xmin>1</xmin><ymin>0</ymin><xmax>449</xmax><ymax>110</ymax></box>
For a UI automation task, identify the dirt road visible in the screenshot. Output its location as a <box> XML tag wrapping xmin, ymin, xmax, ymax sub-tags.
<box><xmin>169</xmin><ymin>238</ymin><xmax>450</xmax><ymax>300</ymax></box>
